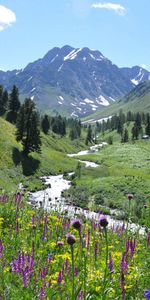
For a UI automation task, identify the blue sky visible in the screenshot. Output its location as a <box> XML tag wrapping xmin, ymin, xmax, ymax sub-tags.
<box><xmin>0</xmin><ymin>0</ymin><xmax>150</xmax><ymax>71</ymax></box>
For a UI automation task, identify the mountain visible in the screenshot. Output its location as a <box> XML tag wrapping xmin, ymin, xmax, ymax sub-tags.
<box><xmin>0</xmin><ymin>45</ymin><xmax>149</xmax><ymax>117</ymax></box>
<box><xmin>83</xmin><ymin>80</ymin><xmax>150</xmax><ymax>123</ymax></box>
<box><xmin>120</xmin><ymin>66</ymin><xmax>150</xmax><ymax>86</ymax></box>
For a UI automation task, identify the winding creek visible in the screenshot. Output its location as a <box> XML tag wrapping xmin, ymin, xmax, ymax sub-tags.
<box><xmin>29</xmin><ymin>144</ymin><xmax>145</xmax><ymax>234</ymax></box>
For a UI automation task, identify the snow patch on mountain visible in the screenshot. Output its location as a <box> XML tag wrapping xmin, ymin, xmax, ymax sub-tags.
<box><xmin>50</xmin><ymin>54</ymin><xmax>58</xmax><ymax>63</ymax></box>
<box><xmin>71</xmin><ymin>111</ymin><xmax>78</xmax><ymax>117</ymax></box>
<box><xmin>131</xmin><ymin>79</ymin><xmax>139</xmax><ymax>85</ymax></box>
<box><xmin>27</xmin><ymin>76</ymin><xmax>33</xmax><ymax>82</ymax></box>
<box><xmin>58</xmin><ymin>64</ymin><xmax>63</xmax><ymax>72</ymax></box>
<box><xmin>98</xmin><ymin>95</ymin><xmax>110</xmax><ymax>106</ymax></box>
<box><xmin>30</xmin><ymin>87</ymin><xmax>36</xmax><ymax>93</ymax></box>
<box><xmin>64</xmin><ymin>48</ymin><xmax>82</xmax><ymax>61</ymax></box>
<box><xmin>59</xmin><ymin>96</ymin><xmax>64</xmax><ymax>101</ymax></box>
<box><xmin>109</xmin><ymin>96</ymin><xmax>116</xmax><ymax>102</ymax></box>
<box><xmin>131</xmin><ymin>68</ymin><xmax>145</xmax><ymax>85</ymax></box>
<box><xmin>84</xmin><ymin>98</ymin><xmax>94</xmax><ymax>104</ymax></box>
<box><xmin>89</xmin><ymin>53</ymin><xmax>103</xmax><ymax>61</ymax></box>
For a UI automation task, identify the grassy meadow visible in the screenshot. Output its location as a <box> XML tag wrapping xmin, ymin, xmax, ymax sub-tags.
<box><xmin>0</xmin><ymin>193</ymin><xmax>150</xmax><ymax>299</ymax></box>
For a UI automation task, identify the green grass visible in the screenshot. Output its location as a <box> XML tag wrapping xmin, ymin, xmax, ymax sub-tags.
<box><xmin>69</xmin><ymin>139</ymin><xmax>150</xmax><ymax>223</ymax></box>
<box><xmin>0</xmin><ymin>117</ymin><xmax>87</xmax><ymax>191</ymax></box>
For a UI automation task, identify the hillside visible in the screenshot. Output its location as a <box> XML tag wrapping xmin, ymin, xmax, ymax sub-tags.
<box><xmin>0</xmin><ymin>117</ymin><xmax>86</xmax><ymax>191</ymax></box>
<box><xmin>83</xmin><ymin>80</ymin><xmax>150</xmax><ymax>123</ymax></box>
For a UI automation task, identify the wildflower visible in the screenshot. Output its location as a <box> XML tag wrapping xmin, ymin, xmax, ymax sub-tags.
<box><xmin>47</xmin><ymin>253</ymin><xmax>53</xmax><ymax>263</ymax></box>
<box><xmin>71</xmin><ymin>219</ymin><xmax>82</xmax><ymax>231</ymax></box>
<box><xmin>11</xmin><ymin>252</ymin><xmax>34</xmax><ymax>287</ymax></box>
<box><xmin>57</xmin><ymin>241</ymin><xmax>64</xmax><ymax>247</ymax></box>
<box><xmin>15</xmin><ymin>192</ymin><xmax>22</xmax><ymax>205</ymax></box>
<box><xmin>66</xmin><ymin>233</ymin><xmax>76</xmax><ymax>245</ymax></box>
<box><xmin>39</xmin><ymin>287</ymin><xmax>46</xmax><ymax>300</ymax></box>
<box><xmin>147</xmin><ymin>233</ymin><xmax>150</xmax><ymax>247</ymax></box>
<box><xmin>0</xmin><ymin>240</ymin><xmax>4</xmax><ymax>258</ymax></box>
<box><xmin>144</xmin><ymin>290</ymin><xmax>150</xmax><ymax>300</ymax></box>
<box><xmin>57</xmin><ymin>270</ymin><xmax>63</xmax><ymax>284</ymax></box>
<box><xmin>127</xmin><ymin>193</ymin><xmax>133</xmax><ymax>200</ymax></box>
<box><xmin>108</xmin><ymin>253</ymin><xmax>114</xmax><ymax>272</ymax></box>
<box><xmin>99</xmin><ymin>216</ymin><xmax>108</xmax><ymax>228</ymax></box>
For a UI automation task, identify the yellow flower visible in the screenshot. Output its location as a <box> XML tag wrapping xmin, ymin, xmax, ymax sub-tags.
<box><xmin>4</xmin><ymin>267</ymin><xmax>9</xmax><ymax>273</ymax></box>
<box><xmin>112</xmin><ymin>251</ymin><xmax>122</xmax><ymax>258</ymax></box>
<box><xmin>95</xmin><ymin>286</ymin><xmax>101</xmax><ymax>292</ymax></box>
<box><xmin>124</xmin><ymin>285</ymin><xmax>133</xmax><ymax>289</ymax></box>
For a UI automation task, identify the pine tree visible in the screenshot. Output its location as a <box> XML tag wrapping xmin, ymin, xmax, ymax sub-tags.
<box><xmin>16</xmin><ymin>98</ymin><xmax>41</xmax><ymax>155</ymax></box>
<box><xmin>41</xmin><ymin>114</ymin><xmax>50</xmax><ymax>134</ymax></box>
<box><xmin>132</xmin><ymin>123</ymin><xmax>139</xmax><ymax>140</ymax></box>
<box><xmin>122</xmin><ymin>128</ymin><xmax>129</xmax><ymax>143</ymax></box>
<box><xmin>85</xmin><ymin>124</ymin><xmax>93</xmax><ymax>145</ymax></box>
<box><xmin>0</xmin><ymin>85</ymin><xmax>4</xmax><ymax>115</ymax></box>
<box><xmin>145</xmin><ymin>114</ymin><xmax>150</xmax><ymax>136</ymax></box>
<box><xmin>7</xmin><ymin>85</ymin><xmax>20</xmax><ymax>123</ymax></box>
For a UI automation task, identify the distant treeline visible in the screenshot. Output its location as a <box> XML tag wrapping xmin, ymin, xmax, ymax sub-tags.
<box><xmin>1</xmin><ymin>84</ymin><xmax>150</xmax><ymax>154</ymax></box>
<box><xmin>95</xmin><ymin>110</ymin><xmax>150</xmax><ymax>142</ymax></box>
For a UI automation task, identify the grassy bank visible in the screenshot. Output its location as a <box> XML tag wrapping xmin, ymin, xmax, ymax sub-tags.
<box><xmin>0</xmin><ymin>118</ymin><xmax>86</xmax><ymax>192</ymax></box>
<box><xmin>67</xmin><ymin>138</ymin><xmax>150</xmax><ymax>225</ymax></box>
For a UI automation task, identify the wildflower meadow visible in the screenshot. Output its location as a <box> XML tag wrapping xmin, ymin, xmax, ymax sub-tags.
<box><xmin>0</xmin><ymin>192</ymin><xmax>150</xmax><ymax>299</ymax></box>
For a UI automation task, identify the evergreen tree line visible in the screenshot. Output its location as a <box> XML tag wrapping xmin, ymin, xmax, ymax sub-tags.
<box><xmin>95</xmin><ymin>110</ymin><xmax>150</xmax><ymax>142</ymax></box>
<box><xmin>0</xmin><ymin>85</ymin><xmax>82</xmax><ymax>155</ymax></box>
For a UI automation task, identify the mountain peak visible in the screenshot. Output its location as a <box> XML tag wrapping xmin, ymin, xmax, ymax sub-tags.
<box><xmin>0</xmin><ymin>45</ymin><xmax>150</xmax><ymax>117</ymax></box>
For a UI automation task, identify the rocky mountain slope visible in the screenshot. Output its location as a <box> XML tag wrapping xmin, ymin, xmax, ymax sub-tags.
<box><xmin>0</xmin><ymin>45</ymin><xmax>149</xmax><ymax>117</ymax></box>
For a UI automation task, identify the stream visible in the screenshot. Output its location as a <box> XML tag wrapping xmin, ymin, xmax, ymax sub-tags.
<box><xmin>29</xmin><ymin>144</ymin><xmax>145</xmax><ymax>234</ymax></box>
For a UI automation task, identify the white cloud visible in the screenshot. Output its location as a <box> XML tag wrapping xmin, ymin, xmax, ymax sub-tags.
<box><xmin>91</xmin><ymin>2</ymin><xmax>126</xmax><ymax>15</ymax></box>
<box><xmin>0</xmin><ymin>5</ymin><xmax>16</xmax><ymax>32</ymax></box>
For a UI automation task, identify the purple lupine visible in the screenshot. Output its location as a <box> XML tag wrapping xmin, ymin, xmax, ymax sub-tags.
<box><xmin>15</xmin><ymin>192</ymin><xmax>22</xmax><ymax>205</ymax></box>
<box><xmin>74</xmin><ymin>267</ymin><xmax>79</xmax><ymax>277</ymax></box>
<box><xmin>39</xmin><ymin>287</ymin><xmax>46</xmax><ymax>300</ymax></box>
<box><xmin>78</xmin><ymin>290</ymin><xmax>84</xmax><ymax>299</ymax></box>
<box><xmin>125</xmin><ymin>238</ymin><xmax>137</xmax><ymax>258</ymax></box>
<box><xmin>0</xmin><ymin>240</ymin><xmax>4</xmax><ymax>258</ymax></box>
<box><xmin>57</xmin><ymin>270</ymin><xmax>63</xmax><ymax>284</ymax></box>
<box><xmin>120</xmin><ymin>253</ymin><xmax>128</xmax><ymax>300</ymax></box>
<box><xmin>39</xmin><ymin>267</ymin><xmax>48</xmax><ymax>279</ymax></box>
<box><xmin>125</xmin><ymin>238</ymin><xmax>130</xmax><ymax>254</ymax></box>
<box><xmin>147</xmin><ymin>232</ymin><xmax>150</xmax><ymax>247</ymax></box>
<box><xmin>108</xmin><ymin>253</ymin><xmax>114</xmax><ymax>272</ymax></box>
<box><xmin>144</xmin><ymin>290</ymin><xmax>150</xmax><ymax>300</ymax></box>
<box><xmin>120</xmin><ymin>253</ymin><xmax>128</xmax><ymax>273</ymax></box>
<box><xmin>130</xmin><ymin>238</ymin><xmax>136</xmax><ymax>257</ymax></box>
<box><xmin>11</xmin><ymin>252</ymin><xmax>34</xmax><ymax>287</ymax></box>
<box><xmin>0</xmin><ymin>194</ymin><xmax>9</xmax><ymax>203</ymax></box>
